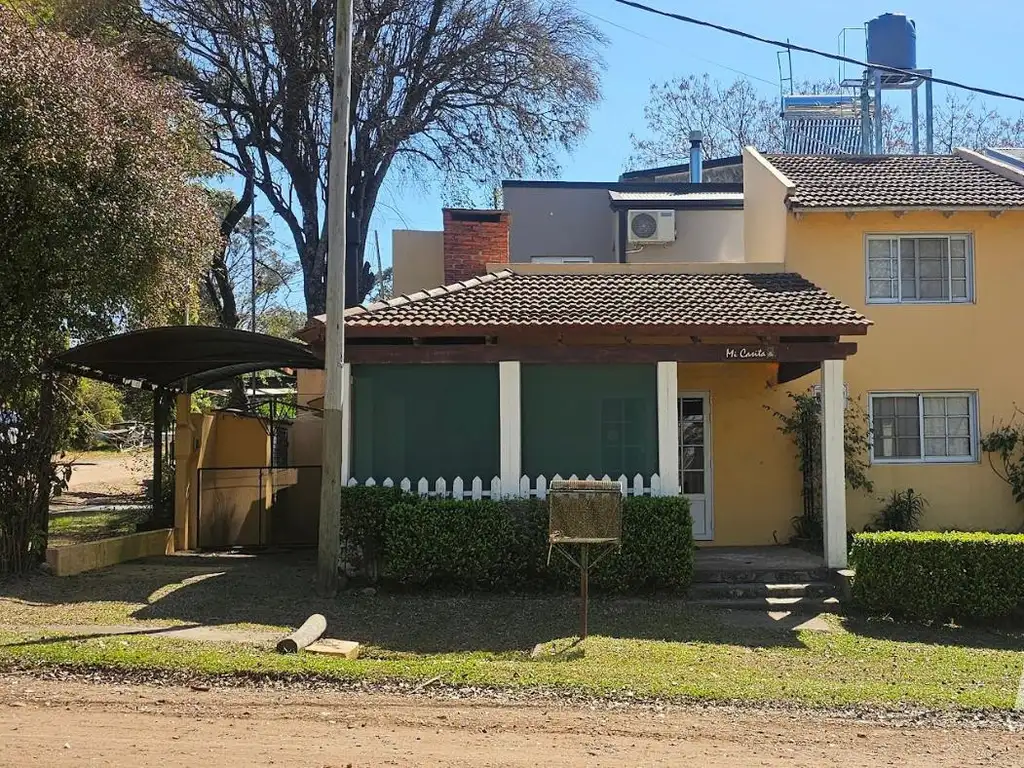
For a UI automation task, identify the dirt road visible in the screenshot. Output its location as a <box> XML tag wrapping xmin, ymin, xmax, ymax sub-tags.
<box><xmin>0</xmin><ymin>677</ymin><xmax>1019</xmax><ymax>767</ymax></box>
<box><xmin>51</xmin><ymin>452</ymin><xmax>147</xmax><ymax>509</ymax></box>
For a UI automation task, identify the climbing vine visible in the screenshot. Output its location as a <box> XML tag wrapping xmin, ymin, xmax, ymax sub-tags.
<box><xmin>980</xmin><ymin>407</ymin><xmax>1024</xmax><ymax>530</ymax></box>
<box><xmin>767</xmin><ymin>390</ymin><xmax>873</xmax><ymax>544</ymax></box>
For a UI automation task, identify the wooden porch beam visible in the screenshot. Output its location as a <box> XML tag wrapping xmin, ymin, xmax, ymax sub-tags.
<box><xmin>345</xmin><ymin>342</ymin><xmax>858</xmax><ymax>364</ymax></box>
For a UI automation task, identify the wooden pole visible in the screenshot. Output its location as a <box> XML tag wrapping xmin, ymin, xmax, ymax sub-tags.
<box><xmin>276</xmin><ymin>613</ymin><xmax>328</xmax><ymax>654</ymax></box>
<box><xmin>317</xmin><ymin>0</ymin><xmax>354</xmax><ymax>596</ymax></box>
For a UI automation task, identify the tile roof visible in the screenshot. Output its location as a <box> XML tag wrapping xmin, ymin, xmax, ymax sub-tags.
<box><xmin>764</xmin><ymin>154</ymin><xmax>1024</xmax><ymax>209</ymax></box>
<box><xmin>343</xmin><ymin>270</ymin><xmax>870</xmax><ymax>333</ymax></box>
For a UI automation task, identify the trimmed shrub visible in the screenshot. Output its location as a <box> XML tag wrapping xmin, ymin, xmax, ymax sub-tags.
<box><xmin>340</xmin><ymin>488</ymin><xmax>694</xmax><ymax>593</ymax></box>
<box><xmin>339</xmin><ymin>485</ymin><xmax>411</xmax><ymax>581</ymax></box>
<box><xmin>591</xmin><ymin>496</ymin><xmax>694</xmax><ymax>593</ymax></box>
<box><xmin>383</xmin><ymin>497</ymin><xmax>554</xmax><ymax>590</ymax></box>
<box><xmin>850</xmin><ymin>531</ymin><xmax>1024</xmax><ymax>622</ymax></box>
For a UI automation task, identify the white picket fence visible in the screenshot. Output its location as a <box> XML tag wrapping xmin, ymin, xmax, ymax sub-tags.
<box><xmin>346</xmin><ymin>473</ymin><xmax>663</xmax><ymax>500</ymax></box>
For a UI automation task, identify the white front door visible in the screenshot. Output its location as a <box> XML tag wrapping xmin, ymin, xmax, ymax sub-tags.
<box><xmin>679</xmin><ymin>393</ymin><xmax>713</xmax><ymax>541</ymax></box>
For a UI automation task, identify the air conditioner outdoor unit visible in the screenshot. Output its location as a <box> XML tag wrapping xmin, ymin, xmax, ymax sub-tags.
<box><xmin>627</xmin><ymin>209</ymin><xmax>676</xmax><ymax>244</ymax></box>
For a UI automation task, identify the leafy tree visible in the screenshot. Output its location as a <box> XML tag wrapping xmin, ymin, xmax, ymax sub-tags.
<box><xmin>144</xmin><ymin>0</ymin><xmax>605</xmax><ymax>315</ymax></box>
<box><xmin>66</xmin><ymin>380</ymin><xmax>126</xmax><ymax>450</ymax></box>
<box><xmin>260</xmin><ymin>307</ymin><xmax>308</xmax><ymax>339</ymax></box>
<box><xmin>15</xmin><ymin>0</ymin><xmax>301</xmax><ymax>332</ymax></box>
<box><xmin>0</xmin><ymin>9</ymin><xmax>218</xmax><ymax>572</ymax></box>
<box><xmin>629</xmin><ymin>73</ymin><xmax>1024</xmax><ymax>168</ymax></box>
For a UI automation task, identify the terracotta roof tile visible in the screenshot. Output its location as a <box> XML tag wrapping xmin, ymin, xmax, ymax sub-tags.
<box><xmin>344</xmin><ymin>270</ymin><xmax>870</xmax><ymax>332</ymax></box>
<box><xmin>764</xmin><ymin>154</ymin><xmax>1024</xmax><ymax>209</ymax></box>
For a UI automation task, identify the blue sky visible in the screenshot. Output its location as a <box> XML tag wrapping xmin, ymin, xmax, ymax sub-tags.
<box><xmin>255</xmin><ymin>0</ymin><xmax>1024</xmax><ymax>309</ymax></box>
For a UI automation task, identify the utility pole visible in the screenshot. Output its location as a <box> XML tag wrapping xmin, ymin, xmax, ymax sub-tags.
<box><xmin>317</xmin><ymin>0</ymin><xmax>354</xmax><ymax>596</ymax></box>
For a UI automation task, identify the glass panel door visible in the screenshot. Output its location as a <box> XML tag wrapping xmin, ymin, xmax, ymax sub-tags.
<box><xmin>679</xmin><ymin>394</ymin><xmax>712</xmax><ymax>540</ymax></box>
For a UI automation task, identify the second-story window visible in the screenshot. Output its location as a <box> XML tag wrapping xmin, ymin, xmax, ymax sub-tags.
<box><xmin>866</xmin><ymin>234</ymin><xmax>973</xmax><ymax>304</ymax></box>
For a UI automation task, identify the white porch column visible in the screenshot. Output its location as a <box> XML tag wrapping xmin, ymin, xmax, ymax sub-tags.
<box><xmin>499</xmin><ymin>361</ymin><xmax>522</xmax><ymax>497</ymax></box>
<box><xmin>820</xmin><ymin>358</ymin><xmax>847</xmax><ymax>569</ymax></box>
<box><xmin>340</xmin><ymin>363</ymin><xmax>353</xmax><ymax>485</ymax></box>
<box><xmin>656</xmin><ymin>361</ymin><xmax>680</xmax><ymax>496</ymax></box>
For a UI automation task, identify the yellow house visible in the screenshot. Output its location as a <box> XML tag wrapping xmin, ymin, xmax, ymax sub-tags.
<box><xmin>750</xmin><ymin>149</ymin><xmax>1024</xmax><ymax>541</ymax></box>
<box><xmin>299</xmin><ymin>143</ymin><xmax>1024</xmax><ymax>569</ymax></box>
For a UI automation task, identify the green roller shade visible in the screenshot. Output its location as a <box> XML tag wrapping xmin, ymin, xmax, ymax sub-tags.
<box><xmin>352</xmin><ymin>364</ymin><xmax>499</xmax><ymax>482</ymax></box>
<box><xmin>521</xmin><ymin>364</ymin><xmax>657</xmax><ymax>480</ymax></box>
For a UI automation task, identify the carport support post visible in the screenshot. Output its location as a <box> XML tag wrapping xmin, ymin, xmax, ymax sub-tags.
<box><xmin>152</xmin><ymin>389</ymin><xmax>163</xmax><ymax>521</ymax></box>
<box><xmin>820</xmin><ymin>359</ymin><xmax>848</xmax><ymax>569</ymax></box>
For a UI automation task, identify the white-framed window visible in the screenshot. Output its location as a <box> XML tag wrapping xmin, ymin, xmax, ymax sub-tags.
<box><xmin>529</xmin><ymin>256</ymin><xmax>594</xmax><ymax>264</ymax></box>
<box><xmin>865</xmin><ymin>234</ymin><xmax>973</xmax><ymax>304</ymax></box>
<box><xmin>869</xmin><ymin>392</ymin><xmax>978</xmax><ymax>463</ymax></box>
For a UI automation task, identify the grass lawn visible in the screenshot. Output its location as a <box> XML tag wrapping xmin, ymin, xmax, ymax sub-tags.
<box><xmin>2</xmin><ymin>552</ymin><xmax>1022</xmax><ymax>710</ymax></box>
<box><xmin>48</xmin><ymin>508</ymin><xmax>150</xmax><ymax>547</ymax></box>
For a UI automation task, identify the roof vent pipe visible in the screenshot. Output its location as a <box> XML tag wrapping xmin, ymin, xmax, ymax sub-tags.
<box><xmin>689</xmin><ymin>130</ymin><xmax>703</xmax><ymax>183</ymax></box>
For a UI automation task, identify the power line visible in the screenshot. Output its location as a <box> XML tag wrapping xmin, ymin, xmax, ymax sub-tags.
<box><xmin>580</xmin><ymin>9</ymin><xmax>778</xmax><ymax>88</ymax></box>
<box><xmin>612</xmin><ymin>0</ymin><xmax>1024</xmax><ymax>106</ymax></box>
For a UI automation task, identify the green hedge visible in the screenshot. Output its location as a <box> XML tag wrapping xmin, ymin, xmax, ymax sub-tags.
<box><xmin>338</xmin><ymin>485</ymin><xmax>408</xmax><ymax>581</ymax></box>
<box><xmin>850</xmin><ymin>531</ymin><xmax>1024</xmax><ymax>622</ymax></box>
<box><xmin>340</xmin><ymin>488</ymin><xmax>694</xmax><ymax>593</ymax></box>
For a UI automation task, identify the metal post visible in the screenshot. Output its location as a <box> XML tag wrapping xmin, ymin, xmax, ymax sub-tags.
<box><xmin>925</xmin><ymin>78</ymin><xmax>934</xmax><ymax>154</ymax></box>
<box><xmin>911</xmin><ymin>86</ymin><xmax>920</xmax><ymax>155</ymax></box>
<box><xmin>873</xmin><ymin>69</ymin><xmax>883</xmax><ymax>154</ymax></box>
<box><xmin>859</xmin><ymin>80</ymin><xmax>870</xmax><ymax>155</ymax></box>
<box><xmin>317</xmin><ymin>0</ymin><xmax>354</xmax><ymax>596</ymax></box>
<box><xmin>579</xmin><ymin>544</ymin><xmax>589</xmax><ymax>641</ymax></box>
<box><xmin>250</xmin><ymin>189</ymin><xmax>257</xmax><ymax>399</ymax></box>
<box><xmin>152</xmin><ymin>390</ymin><xmax>163</xmax><ymax>519</ymax></box>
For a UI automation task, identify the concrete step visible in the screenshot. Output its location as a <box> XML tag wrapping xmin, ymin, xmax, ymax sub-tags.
<box><xmin>692</xmin><ymin>567</ymin><xmax>831</xmax><ymax>584</ymax></box>
<box><xmin>688</xmin><ymin>581</ymin><xmax>837</xmax><ymax>600</ymax></box>
<box><xmin>691</xmin><ymin>596</ymin><xmax>841</xmax><ymax>614</ymax></box>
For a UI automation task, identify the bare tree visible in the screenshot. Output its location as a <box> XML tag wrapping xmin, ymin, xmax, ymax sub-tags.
<box><xmin>203</xmin><ymin>188</ymin><xmax>299</xmax><ymax>330</ymax></box>
<box><xmin>932</xmin><ymin>91</ymin><xmax>1024</xmax><ymax>154</ymax></box>
<box><xmin>628</xmin><ymin>75</ymin><xmax>784</xmax><ymax>166</ymax></box>
<box><xmin>144</xmin><ymin>0</ymin><xmax>605</xmax><ymax>315</ymax></box>
<box><xmin>629</xmin><ymin>73</ymin><xmax>1024</xmax><ymax>168</ymax></box>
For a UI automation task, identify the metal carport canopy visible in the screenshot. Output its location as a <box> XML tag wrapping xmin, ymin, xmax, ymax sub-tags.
<box><xmin>51</xmin><ymin>326</ymin><xmax>324</xmax><ymax>392</ymax></box>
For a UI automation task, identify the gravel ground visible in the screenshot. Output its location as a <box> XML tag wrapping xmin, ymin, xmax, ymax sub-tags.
<box><xmin>3</xmin><ymin>665</ymin><xmax>1022</xmax><ymax>731</ymax></box>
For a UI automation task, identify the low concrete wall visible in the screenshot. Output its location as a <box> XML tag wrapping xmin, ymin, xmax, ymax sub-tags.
<box><xmin>46</xmin><ymin>528</ymin><xmax>174</xmax><ymax>577</ymax></box>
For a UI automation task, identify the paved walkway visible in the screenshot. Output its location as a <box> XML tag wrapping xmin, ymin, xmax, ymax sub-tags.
<box><xmin>694</xmin><ymin>545</ymin><xmax>825</xmax><ymax>571</ymax></box>
<box><xmin>5</xmin><ymin>624</ymin><xmax>282</xmax><ymax>648</ymax></box>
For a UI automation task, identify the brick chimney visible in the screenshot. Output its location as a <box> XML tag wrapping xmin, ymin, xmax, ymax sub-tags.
<box><xmin>442</xmin><ymin>208</ymin><xmax>510</xmax><ymax>285</ymax></box>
